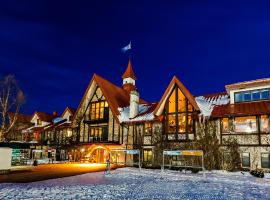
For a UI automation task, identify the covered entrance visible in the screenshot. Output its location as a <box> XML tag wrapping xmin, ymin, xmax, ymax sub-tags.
<box><xmin>76</xmin><ymin>144</ymin><xmax>125</xmax><ymax>164</ymax></box>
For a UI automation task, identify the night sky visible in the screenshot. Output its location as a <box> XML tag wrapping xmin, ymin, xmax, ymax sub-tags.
<box><xmin>1</xmin><ymin>1</ymin><xmax>270</xmax><ymax>115</ymax></box>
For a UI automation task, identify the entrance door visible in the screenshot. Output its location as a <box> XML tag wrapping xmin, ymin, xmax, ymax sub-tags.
<box><xmin>91</xmin><ymin>148</ymin><xmax>107</xmax><ymax>163</ymax></box>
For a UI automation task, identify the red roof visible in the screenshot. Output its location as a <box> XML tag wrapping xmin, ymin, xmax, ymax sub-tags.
<box><xmin>122</xmin><ymin>59</ymin><xmax>137</xmax><ymax>80</ymax></box>
<box><xmin>32</xmin><ymin>112</ymin><xmax>56</xmax><ymax>122</ymax></box>
<box><xmin>211</xmin><ymin>100</ymin><xmax>270</xmax><ymax>117</ymax></box>
<box><xmin>8</xmin><ymin>112</ymin><xmax>32</xmax><ymax>123</ymax></box>
<box><xmin>75</xmin><ymin>73</ymin><xmax>147</xmax><ymax>123</ymax></box>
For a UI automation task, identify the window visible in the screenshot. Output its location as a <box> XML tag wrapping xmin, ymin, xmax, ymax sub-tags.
<box><xmin>235</xmin><ymin>93</ymin><xmax>243</xmax><ymax>103</ymax></box>
<box><xmin>178</xmin><ymin>114</ymin><xmax>186</xmax><ymax>133</ymax></box>
<box><xmin>177</xmin><ymin>88</ymin><xmax>185</xmax><ymax>112</ymax></box>
<box><xmin>234</xmin><ymin>116</ymin><xmax>257</xmax><ymax>133</ymax></box>
<box><xmin>252</xmin><ymin>91</ymin><xmax>260</xmax><ymax>101</ymax></box>
<box><xmin>243</xmin><ymin>92</ymin><xmax>251</xmax><ymax>101</ymax></box>
<box><xmin>168</xmin><ymin>89</ymin><xmax>176</xmax><ymax>113</ymax></box>
<box><xmin>144</xmin><ymin>123</ymin><xmax>152</xmax><ymax>135</ymax></box>
<box><xmin>261</xmin><ymin>89</ymin><xmax>270</xmax><ymax>99</ymax></box>
<box><xmin>234</xmin><ymin>88</ymin><xmax>270</xmax><ymax>103</ymax></box>
<box><xmin>167</xmin><ymin>114</ymin><xmax>176</xmax><ymax>134</ymax></box>
<box><xmin>187</xmin><ymin>115</ymin><xmax>194</xmax><ymax>132</ymax></box>
<box><xmin>37</xmin><ymin>119</ymin><xmax>42</xmax><ymax>126</ymax></box>
<box><xmin>143</xmin><ymin>149</ymin><xmax>153</xmax><ymax>162</ymax></box>
<box><xmin>242</xmin><ymin>153</ymin><xmax>250</xmax><ymax>168</ymax></box>
<box><xmin>261</xmin><ymin>153</ymin><xmax>270</xmax><ymax>168</ymax></box>
<box><xmin>260</xmin><ymin>115</ymin><xmax>270</xmax><ymax>133</ymax></box>
<box><xmin>165</xmin><ymin>86</ymin><xmax>195</xmax><ymax>136</ymax></box>
<box><xmin>90</xmin><ymin>101</ymin><xmax>108</xmax><ymax>120</ymax></box>
<box><xmin>89</xmin><ymin>126</ymin><xmax>108</xmax><ymax>142</ymax></box>
<box><xmin>221</xmin><ymin>118</ymin><xmax>229</xmax><ymax>133</ymax></box>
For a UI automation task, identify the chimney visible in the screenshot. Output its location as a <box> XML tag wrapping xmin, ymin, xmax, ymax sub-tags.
<box><xmin>129</xmin><ymin>90</ymin><xmax>139</xmax><ymax>119</ymax></box>
<box><xmin>52</xmin><ymin>111</ymin><xmax>58</xmax><ymax>117</ymax></box>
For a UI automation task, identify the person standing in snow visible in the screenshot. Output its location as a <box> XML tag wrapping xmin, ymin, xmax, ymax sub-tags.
<box><xmin>105</xmin><ymin>157</ymin><xmax>110</xmax><ymax>174</ymax></box>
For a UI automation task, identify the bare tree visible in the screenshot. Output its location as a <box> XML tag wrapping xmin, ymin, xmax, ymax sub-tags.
<box><xmin>0</xmin><ymin>75</ymin><xmax>25</xmax><ymax>141</ymax></box>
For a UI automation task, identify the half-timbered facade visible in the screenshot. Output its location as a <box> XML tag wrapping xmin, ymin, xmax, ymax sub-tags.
<box><xmin>8</xmin><ymin>59</ymin><xmax>270</xmax><ymax>170</ymax></box>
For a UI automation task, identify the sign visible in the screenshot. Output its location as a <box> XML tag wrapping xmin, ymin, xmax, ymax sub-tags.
<box><xmin>126</xmin><ymin>149</ymin><xmax>140</xmax><ymax>155</ymax></box>
<box><xmin>163</xmin><ymin>150</ymin><xmax>181</xmax><ymax>156</ymax></box>
<box><xmin>181</xmin><ymin>150</ymin><xmax>203</xmax><ymax>156</ymax></box>
<box><xmin>163</xmin><ymin>150</ymin><xmax>203</xmax><ymax>156</ymax></box>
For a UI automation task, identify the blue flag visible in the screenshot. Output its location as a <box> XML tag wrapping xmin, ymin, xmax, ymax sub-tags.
<box><xmin>121</xmin><ymin>41</ymin><xmax>131</xmax><ymax>53</ymax></box>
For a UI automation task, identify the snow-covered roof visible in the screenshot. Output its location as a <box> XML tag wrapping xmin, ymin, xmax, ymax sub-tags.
<box><xmin>195</xmin><ymin>92</ymin><xmax>229</xmax><ymax>117</ymax></box>
<box><xmin>118</xmin><ymin>103</ymin><xmax>157</xmax><ymax>123</ymax></box>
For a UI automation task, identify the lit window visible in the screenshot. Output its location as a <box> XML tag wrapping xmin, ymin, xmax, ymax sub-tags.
<box><xmin>178</xmin><ymin>114</ymin><xmax>186</xmax><ymax>133</ymax></box>
<box><xmin>144</xmin><ymin>123</ymin><xmax>152</xmax><ymax>135</ymax></box>
<box><xmin>261</xmin><ymin>153</ymin><xmax>270</xmax><ymax>168</ymax></box>
<box><xmin>234</xmin><ymin>116</ymin><xmax>257</xmax><ymax>133</ymax></box>
<box><xmin>168</xmin><ymin>88</ymin><xmax>176</xmax><ymax>113</ymax></box>
<box><xmin>90</xmin><ymin>101</ymin><xmax>108</xmax><ymax>120</ymax></box>
<box><xmin>221</xmin><ymin>118</ymin><xmax>229</xmax><ymax>133</ymax></box>
<box><xmin>89</xmin><ymin>126</ymin><xmax>108</xmax><ymax>142</ymax></box>
<box><xmin>167</xmin><ymin>114</ymin><xmax>176</xmax><ymax>134</ymax></box>
<box><xmin>177</xmin><ymin>88</ymin><xmax>185</xmax><ymax>112</ymax></box>
<box><xmin>187</xmin><ymin>115</ymin><xmax>193</xmax><ymax>132</ymax></box>
<box><xmin>143</xmin><ymin>149</ymin><xmax>152</xmax><ymax>162</ymax></box>
<box><xmin>260</xmin><ymin>115</ymin><xmax>270</xmax><ymax>133</ymax></box>
<box><xmin>242</xmin><ymin>153</ymin><xmax>250</xmax><ymax>168</ymax></box>
<box><xmin>165</xmin><ymin>86</ymin><xmax>195</xmax><ymax>136</ymax></box>
<box><xmin>37</xmin><ymin>119</ymin><xmax>42</xmax><ymax>126</ymax></box>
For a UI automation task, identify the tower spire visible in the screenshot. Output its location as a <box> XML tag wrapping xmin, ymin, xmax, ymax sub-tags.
<box><xmin>122</xmin><ymin>59</ymin><xmax>137</xmax><ymax>80</ymax></box>
<box><xmin>122</xmin><ymin>59</ymin><xmax>137</xmax><ymax>92</ymax></box>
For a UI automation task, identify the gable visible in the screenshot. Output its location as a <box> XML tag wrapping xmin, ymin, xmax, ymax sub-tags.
<box><xmin>154</xmin><ymin>76</ymin><xmax>199</xmax><ymax>116</ymax></box>
<box><xmin>31</xmin><ymin>113</ymin><xmax>39</xmax><ymax>124</ymax></box>
<box><xmin>74</xmin><ymin>73</ymin><xmax>148</xmax><ymax>123</ymax></box>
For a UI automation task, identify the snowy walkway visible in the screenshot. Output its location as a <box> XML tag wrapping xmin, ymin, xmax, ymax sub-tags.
<box><xmin>1</xmin><ymin>168</ymin><xmax>270</xmax><ymax>199</ymax></box>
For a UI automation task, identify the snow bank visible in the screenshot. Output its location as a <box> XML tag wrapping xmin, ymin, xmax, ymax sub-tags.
<box><xmin>1</xmin><ymin>168</ymin><xmax>270</xmax><ymax>200</ymax></box>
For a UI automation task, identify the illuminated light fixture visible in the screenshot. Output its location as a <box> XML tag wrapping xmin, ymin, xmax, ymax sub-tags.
<box><xmin>81</xmin><ymin>148</ymin><xmax>85</xmax><ymax>152</ymax></box>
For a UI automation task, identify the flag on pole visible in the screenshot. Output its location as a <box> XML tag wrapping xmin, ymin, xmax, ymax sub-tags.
<box><xmin>121</xmin><ymin>41</ymin><xmax>131</xmax><ymax>53</ymax></box>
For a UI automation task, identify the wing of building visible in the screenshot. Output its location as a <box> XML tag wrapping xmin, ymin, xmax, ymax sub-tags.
<box><xmin>3</xmin><ymin>60</ymin><xmax>270</xmax><ymax>170</ymax></box>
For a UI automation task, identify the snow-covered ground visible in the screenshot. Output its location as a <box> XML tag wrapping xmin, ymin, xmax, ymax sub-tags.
<box><xmin>1</xmin><ymin>168</ymin><xmax>270</xmax><ymax>200</ymax></box>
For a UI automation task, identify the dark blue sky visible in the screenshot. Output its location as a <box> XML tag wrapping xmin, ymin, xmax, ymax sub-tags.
<box><xmin>1</xmin><ymin>1</ymin><xmax>270</xmax><ymax>114</ymax></box>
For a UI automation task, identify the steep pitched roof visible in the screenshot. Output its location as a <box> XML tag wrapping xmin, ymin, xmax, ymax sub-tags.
<box><xmin>75</xmin><ymin>73</ymin><xmax>147</xmax><ymax>123</ymax></box>
<box><xmin>154</xmin><ymin>76</ymin><xmax>199</xmax><ymax>116</ymax></box>
<box><xmin>32</xmin><ymin>112</ymin><xmax>56</xmax><ymax>122</ymax></box>
<box><xmin>8</xmin><ymin>112</ymin><xmax>32</xmax><ymax>123</ymax></box>
<box><xmin>61</xmin><ymin>107</ymin><xmax>77</xmax><ymax>117</ymax></box>
<box><xmin>122</xmin><ymin>59</ymin><xmax>137</xmax><ymax>80</ymax></box>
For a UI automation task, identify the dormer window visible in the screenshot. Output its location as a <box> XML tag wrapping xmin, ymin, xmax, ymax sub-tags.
<box><xmin>234</xmin><ymin>88</ymin><xmax>270</xmax><ymax>103</ymax></box>
<box><xmin>37</xmin><ymin>119</ymin><xmax>42</xmax><ymax>126</ymax></box>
